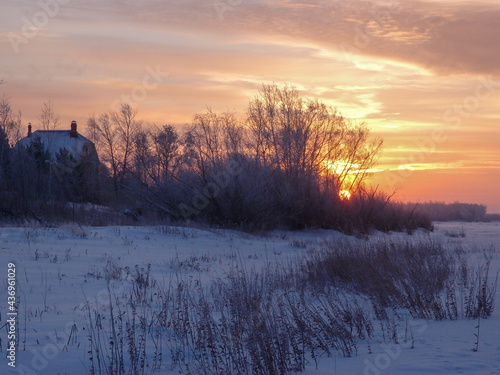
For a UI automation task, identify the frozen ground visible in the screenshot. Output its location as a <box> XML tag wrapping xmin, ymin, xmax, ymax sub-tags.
<box><xmin>0</xmin><ymin>221</ymin><xmax>498</xmax><ymax>374</ymax></box>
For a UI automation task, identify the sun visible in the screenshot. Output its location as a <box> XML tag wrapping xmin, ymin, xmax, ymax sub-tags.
<box><xmin>339</xmin><ymin>190</ymin><xmax>352</xmax><ymax>200</ymax></box>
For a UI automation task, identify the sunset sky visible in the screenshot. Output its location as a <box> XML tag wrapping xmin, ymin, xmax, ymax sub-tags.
<box><xmin>1</xmin><ymin>0</ymin><xmax>500</xmax><ymax>212</ymax></box>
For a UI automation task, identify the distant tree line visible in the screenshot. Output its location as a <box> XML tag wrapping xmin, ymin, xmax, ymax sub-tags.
<box><xmin>412</xmin><ymin>202</ymin><xmax>490</xmax><ymax>222</ymax></box>
<box><xmin>0</xmin><ymin>84</ymin><xmax>432</xmax><ymax>232</ymax></box>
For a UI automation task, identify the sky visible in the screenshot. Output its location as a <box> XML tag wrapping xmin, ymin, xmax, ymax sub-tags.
<box><xmin>1</xmin><ymin>0</ymin><xmax>499</xmax><ymax>212</ymax></box>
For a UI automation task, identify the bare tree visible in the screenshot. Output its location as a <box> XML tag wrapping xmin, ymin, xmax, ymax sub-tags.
<box><xmin>87</xmin><ymin>103</ymin><xmax>141</xmax><ymax>195</ymax></box>
<box><xmin>0</xmin><ymin>94</ymin><xmax>22</xmax><ymax>146</ymax></box>
<box><xmin>0</xmin><ymin>123</ymin><xmax>10</xmax><ymax>191</ymax></box>
<box><xmin>186</xmin><ymin>110</ymin><xmax>245</xmax><ymax>182</ymax></box>
<box><xmin>151</xmin><ymin>124</ymin><xmax>182</xmax><ymax>184</ymax></box>
<box><xmin>0</xmin><ymin>95</ymin><xmax>15</xmax><ymax>137</ymax></box>
<box><xmin>88</xmin><ymin>113</ymin><xmax>120</xmax><ymax>194</ymax></box>
<box><xmin>38</xmin><ymin>99</ymin><xmax>59</xmax><ymax>130</ymax></box>
<box><xmin>110</xmin><ymin>103</ymin><xmax>141</xmax><ymax>187</ymax></box>
<box><xmin>83</xmin><ymin>85</ymin><xmax>384</xmax><ymax>229</ymax></box>
<box><xmin>85</xmin><ymin>113</ymin><xmax>101</xmax><ymax>145</ymax></box>
<box><xmin>131</xmin><ymin>128</ymin><xmax>152</xmax><ymax>185</ymax></box>
<box><xmin>0</xmin><ymin>92</ymin><xmax>25</xmax><ymax>212</ymax></box>
<box><xmin>247</xmin><ymin>84</ymin><xmax>382</xmax><ymax>196</ymax></box>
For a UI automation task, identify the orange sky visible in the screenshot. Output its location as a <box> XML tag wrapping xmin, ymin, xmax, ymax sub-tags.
<box><xmin>1</xmin><ymin>0</ymin><xmax>499</xmax><ymax>212</ymax></box>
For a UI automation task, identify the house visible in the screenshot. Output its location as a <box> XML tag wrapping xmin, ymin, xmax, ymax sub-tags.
<box><xmin>16</xmin><ymin>121</ymin><xmax>98</xmax><ymax>163</ymax></box>
<box><xmin>14</xmin><ymin>121</ymin><xmax>101</xmax><ymax>202</ymax></box>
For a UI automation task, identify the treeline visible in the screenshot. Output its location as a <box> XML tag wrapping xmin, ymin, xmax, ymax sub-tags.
<box><xmin>412</xmin><ymin>202</ymin><xmax>492</xmax><ymax>222</ymax></box>
<box><xmin>0</xmin><ymin>84</ymin><xmax>432</xmax><ymax>232</ymax></box>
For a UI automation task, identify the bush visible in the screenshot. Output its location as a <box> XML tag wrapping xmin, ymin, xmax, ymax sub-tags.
<box><xmin>301</xmin><ymin>238</ymin><xmax>498</xmax><ymax>321</ymax></box>
<box><xmin>84</xmin><ymin>237</ymin><xmax>498</xmax><ymax>374</ymax></box>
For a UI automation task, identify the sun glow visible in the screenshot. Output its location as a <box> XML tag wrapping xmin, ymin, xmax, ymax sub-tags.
<box><xmin>324</xmin><ymin>160</ymin><xmax>360</xmax><ymax>175</ymax></box>
<box><xmin>339</xmin><ymin>190</ymin><xmax>352</xmax><ymax>200</ymax></box>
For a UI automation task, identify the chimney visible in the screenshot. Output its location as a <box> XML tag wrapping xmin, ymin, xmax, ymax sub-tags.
<box><xmin>70</xmin><ymin>120</ymin><xmax>77</xmax><ymax>138</ymax></box>
<box><xmin>28</xmin><ymin>123</ymin><xmax>32</xmax><ymax>137</ymax></box>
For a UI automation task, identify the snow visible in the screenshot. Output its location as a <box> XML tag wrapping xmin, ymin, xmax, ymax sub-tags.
<box><xmin>0</xmin><ymin>222</ymin><xmax>498</xmax><ymax>374</ymax></box>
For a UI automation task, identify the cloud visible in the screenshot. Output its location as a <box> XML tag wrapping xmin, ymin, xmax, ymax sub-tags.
<box><xmin>146</xmin><ymin>0</ymin><xmax>500</xmax><ymax>76</ymax></box>
<box><xmin>7</xmin><ymin>0</ymin><xmax>500</xmax><ymax>75</ymax></box>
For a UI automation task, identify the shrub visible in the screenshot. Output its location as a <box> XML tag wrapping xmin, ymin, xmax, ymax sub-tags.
<box><xmin>84</xmin><ymin>237</ymin><xmax>497</xmax><ymax>374</ymax></box>
<box><xmin>301</xmin><ymin>238</ymin><xmax>496</xmax><ymax>320</ymax></box>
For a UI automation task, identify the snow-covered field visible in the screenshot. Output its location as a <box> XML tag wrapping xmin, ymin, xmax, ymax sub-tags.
<box><xmin>0</xmin><ymin>221</ymin><xmax>499</xmax><ymax>374</ymax></box>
